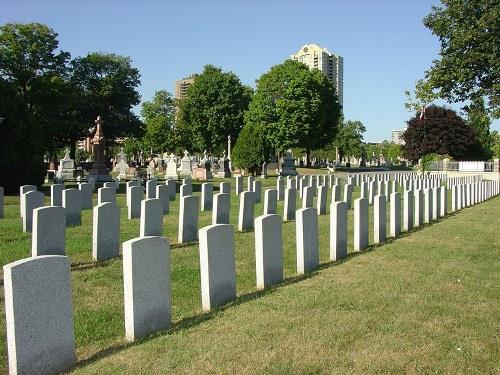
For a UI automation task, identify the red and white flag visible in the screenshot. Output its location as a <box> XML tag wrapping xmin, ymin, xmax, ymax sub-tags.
<box><xmin>419</xmin><ymin>105</ymin><xmax>426</xmax><ymax>121</ymax></box>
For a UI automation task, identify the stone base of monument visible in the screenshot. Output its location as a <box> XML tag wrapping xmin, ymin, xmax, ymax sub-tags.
<box><xmin>280</xmin><ymin>168</ymin><xmax>298</xmax><ymax>176</ymax></box>
<box><xmin>88</xmin><ymin>168</ymin><xmax>113</xmax><ymax>182</ymax></box>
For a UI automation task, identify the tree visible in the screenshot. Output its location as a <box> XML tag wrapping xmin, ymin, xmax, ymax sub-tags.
<box><xmin>401</xmin><ymin>105</ymin><xmax>481</xmax><ymax>162</ymax></box>
<box><xmin>232</xmin><ymin>122</ymin><xmax>265</xmax><ymax>175</ymax></box>
<box><xmin>334</xmin><ymin>120</ymin><xmax>366</xmax><ymax>164</ymax></box>
<box><xmin>244</xmin><ymin>59</ymin><xmax>341</xmax><ymax>165</ymax></box>
<box><xmin>0</xmin><ymin>79</ymin><xmax>46</xmax><ymax>192</ymax></box>
<box><xmin>70</xmin><ymin>52</ymin><xmax>143</xmax><ymax>149</ymax></box>
<box><xmin>465</xmin><ymin>97</ymin><xmax>493</xmax><ymax>159</ymax></box>
<box><xmin>140</xmin><ymin>90</ymin><xmax>176</xmax><ymax>153</ymax></box>
<box><xmin>0</xmin><ymin>23</ymin><xmax>76</xmax><ymax>159</ymax></box>
<box><xmin>176</xmin><ymin>65</ymin><xmax>252</xmax><ymax>154</ymax></box>
<box><xmin>0</xmin><ymin>23</ymin><xmax>74</xmax><ymax>189</ymax></box>
<box><xmin>416</xmin><ymin>0</ymin><xmax>500</xmax><ymax>118</ymax></box>
<box><xmin>490</xmin><ymin>131</ymin><xmax>500</xmax><ymax>159</ymax></box>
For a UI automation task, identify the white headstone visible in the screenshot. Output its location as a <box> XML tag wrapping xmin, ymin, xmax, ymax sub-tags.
<box><xmin>354</xmin><ymin>197</ymin><xmax>368</xmax><ymax>251</ymax></box>
<box><xmin>23</xmin><ymin>190</ymin><xmax>44</xmax><ymax>232</ymax></box>
<box><xmin>390</xmin><ymin>192</ymin><xmax>401</xmax><ymax>237</ymax></box>
<box><xmin>165</xmin><ymin>179</ymin><xmax>176</xmax><ymax>201</ymax></box>
<box><xmin>63</xmin><ymin>188</ymin><xmax>81</xmax><ymax>226</ymax></box>
<box><xmin>50</xmin><ymin>184</ymin><xmax>64</xmax><ymax>206</ymax></box>
<box><xmin>4</xmin><ymin>255</ymin><xmax>76</xmax><ymax>374</ymax></box>
<box><xmin>343</xmin><ymin>184</ymin><xmax>353</xmax><ymax>209</ymax></box>
<box><xmin>98</xmin><ymin>187</ymin><xmax>116</xmax><ymax>205</ymax></box>
<box><xmin>78</xmin><ymin>182</ymin><xmax>93</xmax><ymax>209</ymax></box>
<box><xmin>302</xmin><ymin>186</ymin><xmax>314</xmax><ymax>208</ymax></box>
<box><xmin>403</xmin><ymin>189</ymin><xmax>414</xmax><ymax>232</ymax></box>
<box><xmin>199</xmin><ymin>224</ymin><xmax>236</xmax><ymax>310</ymax></box>
<box><xmin>374</xmin><ymin>195</ymin><xmax>386</xmax><ymax>244</ymax></box>
<box><xmin>140</xmin><ymin>198</ymin><xmax>163</xmax><ymax>237</ymax></box>
<box><xmin>201</xmin><ymin>183</ymin><xmax>213</xmax><ymax>211</ymax></box>
<box><xmin>19</xmin><ymin>185</ymin><xmax>36</xmax><ymax>218</ymax></box>
<box><xmin>238</xmin><ymin>191</ymin><xmax>255</xmax><ymax>231</ymax></box>
<box><xmin>317</xmin><ymin>185</ymin><xmax>327</xmax><ymax>215</ymax></box>
<box><xmin>212</xmin><ymin>193</ymin><xmax>230</xmax><ymax>224</ymax></box>
<box><xmin>330</xmin><ymin>201</ymin><xmax>347</xmax><ymax>261</ymax></box>
<box><xmin>146</xmin><ymin>180</ymin><xmax>157</xmax><ymax>199</ymax></box>
<box><xmin>263</xmin><ymin>189</ymin><xmax>278</xmax><ymax>215</ymax></box>
<box><xmin>93</xmin><ymin>202</ymin><xmax>120</xmax><ymax>261</ymax></box>
<box><xmin>156</xmin><ymin>184</ymin><xmax>170</xmax><ymax>214</ymax></box>
<box><xmin>255</xmin><ymin>214</ymin><xmax>283</xmax><ymax>289</ymax></box>
<box><xmin>128</xmin><ymin>186</ymin><xmax>143</xmax><ymax>219</ymax></box>
<box><xmin>32</xmin><ymin>206</ymin><xmax>66</xmax><ymax>257</ymax></box>
<box><xmin>123</xmin><ymin>236</ymin><xmax>171</xmax><ymax>341</ymax></box>
<box><xmin>296</xmin><ymin>207</ymin><xmax>319</xmax><ymax>274</ymax></box>
<box><xmin>178</xmin><ymin>195</ymin><xmax>199</xmax><ymax>243</ymax></box>
<box><xmin>235</xmin><ymin>176</ymin><xmax>243</xmax><ymax>195</ymax></box>
<box><xmin>283</xmin><ymin>187</ymin><xmax>296</xmax><ymax>221</ymax></box>
<box><xmin>180</xmin><ymin>183</ymin><xmax>192</xmax><ymax>198</ymax></box>
<box><xmin>253</xmin><ymin>180</ymin><xmax>262</xmax><ymax>203</ymax></box>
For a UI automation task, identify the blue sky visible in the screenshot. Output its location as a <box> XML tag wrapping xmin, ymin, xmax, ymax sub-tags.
<box><xmin>2</xmin><ymin>0</ymin><xmax>498</xmax><ymax>142</ymax></box>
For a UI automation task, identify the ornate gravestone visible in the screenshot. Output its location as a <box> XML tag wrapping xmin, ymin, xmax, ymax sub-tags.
<box><xmin>56</xmin><ymin>148</ymin><xmax>75</xmax><ymax>180</ymax></box>
<box><xmin>280</xmin><ymin>149</ymin><xmax>298</xmax><ymax>176</ymax></box>
<box><xmin>165</xmin><ymin>153</ymin><xmax>178</xmax><ymax>179</ymax></box>
<box><xmin>217</xmin><ymin>151</ymin><xmax>231</xmax><ymax>178</ymax></box>
<box><xmin>88</xmin><ymin>116</ymin><xmax>112</xmax><ymax>182</ymax></box>
<box><xmin>113</xmin><ymin>148</ymin><xmax>129</xmax><ymax>178</ymax></box>
<box><xmin>179</xmin><ymin>150</ymin><xmax>193</xmax><ymax>179</ymax></box>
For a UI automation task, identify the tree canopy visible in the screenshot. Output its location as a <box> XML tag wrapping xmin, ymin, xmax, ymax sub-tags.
<box><xmin>244</xmin><ymin>59</ymin><xmax>341</xmax><ymax>164</ymax></box>
<box><xmin>0</xmin><ymin>22</ymin><xmax>144</xmax><ymax>191</ymax></box>
<box><xmin>417</xmin><ymin>0</ymin><xmax>500</xmax><ymax>118</ymax></box>
<box><xmin>176</xmin><ymin>65</ymin><xmax>252</xmax><ymax>154</ymax></box>
<box><xmin>334</xmin><ymin>120</ymin><xmax>366</xmax><ymax>161</ymax></box>
<box><xmin>140</xmin><ymin>90</ymin><xmax>176</xmax><ymax>153</ymax></box>
<box><xmin>401</xmin><ymin>105</ymin><xmax>481</xmax><ymax>162</ymax></box>
<box><xmin>70</xmin><ymin>52</ymin><xmax>142</xmax><ymax>141</ymax></box>
<box><xmin>231</xmin><ymin>122</ymin><xmax>265</xmax><ymax>175</ymax></box>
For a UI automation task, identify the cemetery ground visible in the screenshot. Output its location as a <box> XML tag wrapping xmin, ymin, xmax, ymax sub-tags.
<box><xmin>1</xmin><ymin>174</ymin><xmax>499</xmax><ymax>373</ymax></box>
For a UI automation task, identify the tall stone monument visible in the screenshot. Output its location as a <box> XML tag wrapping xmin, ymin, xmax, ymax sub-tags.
<box><xmin>218</xmin><ymin>151</ymin><xmax>231</xmax><ymax>178</ymax></box>
<box><xmin>88</xmin><ymin>116</ymin><xmax>112</xmax><ymax>182</ymax></box>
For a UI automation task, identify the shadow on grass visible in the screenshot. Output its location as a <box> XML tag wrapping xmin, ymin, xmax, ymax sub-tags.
<box><xmin>74</xmin><ymin>272</ymin><xmax>314</xmax><ymax>369</ymax></box>
<box><xmin>72</xmin><ymin>207</ymin><xmax>466</xmax><ymax>369</ymax></box>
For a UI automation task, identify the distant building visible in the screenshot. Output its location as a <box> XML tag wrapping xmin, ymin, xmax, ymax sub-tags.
<box><xmin>290</xmin><ymin>43</ymin><xmax>343</xmax><ymax>107</ymax></box>
<box><xmin>175</xmin><ymin>75</ymin><xmax>196</xmax><ymax>99</ymax></box>
<box><xmin>391</xmin><ymin>129</ymin><xmax>406</xmax><ymax>145</ymax></box>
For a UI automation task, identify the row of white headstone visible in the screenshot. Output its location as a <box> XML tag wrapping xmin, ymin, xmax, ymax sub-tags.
<box><xmin>2</xmin><ymin>176</ymin><xmax>499</xmax><ymax>374</ymax></box>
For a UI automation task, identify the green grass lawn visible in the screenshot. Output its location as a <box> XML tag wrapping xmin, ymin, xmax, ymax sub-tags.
<box><xmin>0</xmin><ymin>176</ymin><xmax>499</xmax><ymax>373</ymax></box>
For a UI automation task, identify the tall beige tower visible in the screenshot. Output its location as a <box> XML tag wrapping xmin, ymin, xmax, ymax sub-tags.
<box><xmin>290</xmin><ymin>43</ymin><xmax>343</xmax><ymax>107</ymax></box>
<box><xmin>175</xmin><ymin>75</ymin><xmax>196</xmax><ymax>99</ymax></box>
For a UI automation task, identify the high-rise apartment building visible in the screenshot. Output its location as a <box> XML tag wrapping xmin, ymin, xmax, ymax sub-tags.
<box><xmin>391</xmin><ymin>129</ymin><xmax>406</xmax><ymax>145</ymax></box>
<box><xmin>175</xmin><ymin>75</ymin><xmax>196</xmax><ymax>99</ymax></box>
<box><xmin>290</xmin><ymin>43</ymin><xmax>343</xmax><ymax>107</ymax></box>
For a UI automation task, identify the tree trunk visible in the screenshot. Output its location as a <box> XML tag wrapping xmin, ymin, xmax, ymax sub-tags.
<box><xmin>306</xmin><ymin>148</ymin><xmax>311</xmax><ymax>167</ymax></box>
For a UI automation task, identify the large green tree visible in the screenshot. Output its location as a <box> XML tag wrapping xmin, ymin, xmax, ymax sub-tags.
<box><xmin>416</xmin><ymin>0</ymin><xmax>500</xmax><ymax>117</ymax></box>
<box><xmin>0</xmin><ymin>23</ymin><xmax>76</xmax><ymax>157</ymax></box>
<box><xmin>334</xmin><ymin>120</ymin><xmax>366</xmax><ymax>163</ymax></box>
<box><xmin>176</xmin><ymin>65</ymin><xmax>252</xmax><ymax>154</ymax></box>
<box><xmin>465</xmin><ymin>97</ymin><xmax>493</xmax><ymax>159</ymax></box>
<box><xmin>140</xmin><ymin>90</ymin><xmax>176</xmax><ymax>153</ymax></box>
<box><xmin>70</xmin><ymin>52</ymin><xmax>143</xmax><ymax>148</ymax></box>
<box><xmin>402</xmin><ymin>105</ymin><xmax>481</xmax><ymax>162</ymax></box>
<box><xmin>232</xmin><ymin>122</ymin><xmax>266</xmax><ymax>175</ymax></box>
<box><xmin>244</xmin><ymin>59</ymin><xmax>341</xmax><ymax>165</ymax></box>
<box><xmin>0</xmin><ymin>23</ymin><xmax>74</xmax><ymax>188</ymax></box>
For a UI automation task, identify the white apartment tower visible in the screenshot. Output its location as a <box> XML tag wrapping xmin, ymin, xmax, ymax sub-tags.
<box><xmin>290</xmin><ymin>43</ymin><xmax>343</xmax><ymax>107</ymax></box>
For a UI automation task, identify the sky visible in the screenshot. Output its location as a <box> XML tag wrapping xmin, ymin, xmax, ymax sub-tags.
<box><xmin>2</xmin><ymin>0</ymin><xmax>498</xmax><ymax>142</ymax></box>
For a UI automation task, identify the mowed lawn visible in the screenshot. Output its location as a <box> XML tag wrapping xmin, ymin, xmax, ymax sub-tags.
<box><xmin>0</xmin><ymin>177</ymin><xmax>499</xmax><ymax>374</ymax></box>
